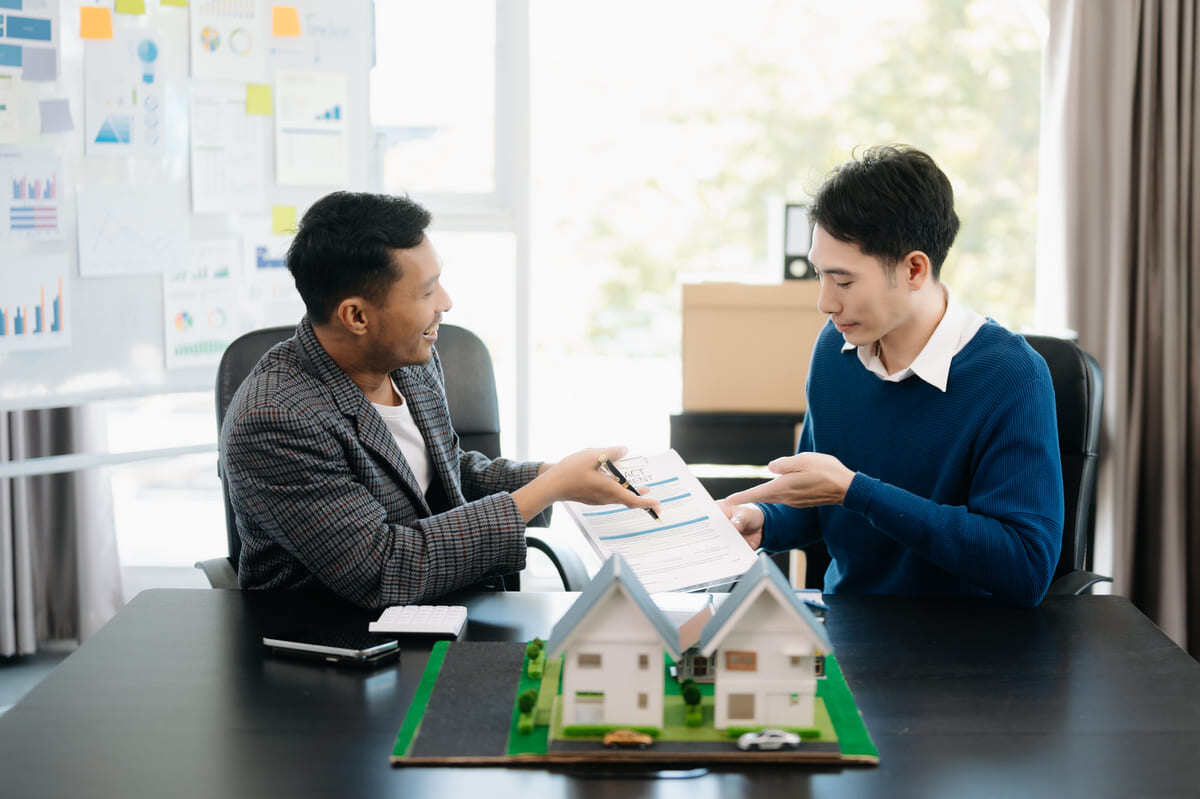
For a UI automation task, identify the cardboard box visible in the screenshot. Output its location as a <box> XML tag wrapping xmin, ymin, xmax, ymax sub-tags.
<box><xmin>682</xmin><ymin>281</ymin><xmax>826</xmax><ymax>412</ymax></box>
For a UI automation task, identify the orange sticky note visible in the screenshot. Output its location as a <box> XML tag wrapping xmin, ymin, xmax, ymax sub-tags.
<box><xmin>80</xmin><ymin>6</ymin><xmax>114</xmax><ymax>40</ymax></box>
<box><xmin>272</xmin><ymin>5</ymin><xmax>301</xmax><ymax>37</ymax></box>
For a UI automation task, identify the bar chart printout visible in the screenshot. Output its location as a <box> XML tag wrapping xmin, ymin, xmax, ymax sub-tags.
<box><xmin>2</xmin><ymin>153</ymin><xmax>64</xmax><ymax>241</ymax></box>
<box><xmin>0</xmin><ymin>253</ymin><xmax>70</xmax><ymax>352</ymax></box>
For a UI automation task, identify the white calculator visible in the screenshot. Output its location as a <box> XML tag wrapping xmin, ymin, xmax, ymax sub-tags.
<box><xmin>368</xmin><ymin>605</ymin><xmax>468</xmax><ymax>638</ymax></box>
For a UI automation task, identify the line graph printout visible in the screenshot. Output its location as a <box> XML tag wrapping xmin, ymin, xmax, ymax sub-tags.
<box><xmin>189</xmin><ymin>82</ymin><xmax>265</xmax><ymax>212</ymax></box>
<box><xmin>77</xmin><ymin>183</ymin><xmax>189</xmax><ymax>276</ymax></box>
<box><xmin>564</xmin><ymin>449</ymin><xmax>758</xmax><ymax>593</ymax></box>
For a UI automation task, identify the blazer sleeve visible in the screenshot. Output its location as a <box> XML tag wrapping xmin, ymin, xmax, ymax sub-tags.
<box><xmin>224</xmin><ymin>401</ymin><xmax>528</xmax><ymax>609</ymax></box>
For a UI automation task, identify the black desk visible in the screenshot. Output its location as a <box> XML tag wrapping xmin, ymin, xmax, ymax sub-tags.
<box><xmin>1</xmin><ymin>589</ymin><xmax>1198</xmax><ymax>798</ymax></box>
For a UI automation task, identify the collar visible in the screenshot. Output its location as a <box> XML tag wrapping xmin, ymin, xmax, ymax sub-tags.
<box><xmin>840</xmin><ymin>286</ymin><xmax>985</xmax><ymax>392</ymax></box>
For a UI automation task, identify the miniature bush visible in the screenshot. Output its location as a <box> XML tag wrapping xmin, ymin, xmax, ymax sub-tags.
<box><xmin>518</xmin><ymin>689</ymin><xmax>537</xmax><ymax>714</ymax></box>
<box><xmin>682</xmin><ymin>683</ymin><xmax>701</xmax><ymax>707</ymax></box>
<box><xmin>525</xmin><ymin>639</ymin><xmax>546</xmax><ymax>679</ymax></box>
<box><xmin>562</xmin><ymin>725</ymin><xmax>661</xmax><ymax>739</ymax></box>
<box><xmin>525</xmin><ymin>640</ymin><xmax>542</xmax><ymax>660</ymax></box>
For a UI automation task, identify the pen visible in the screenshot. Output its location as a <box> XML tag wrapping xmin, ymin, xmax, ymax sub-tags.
<box><xmin>598</xmin><ymin>454</ymin><xmax>659</xmax><ymax>520</ymax></box>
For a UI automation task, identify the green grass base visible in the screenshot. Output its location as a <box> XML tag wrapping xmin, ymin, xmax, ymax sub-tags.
<box><xmin>817</xmin><ymin>655</ymin><xmax>878</xmax><ymax>758</ymax></box>
<box><xmin>391</xmin><ymin>641</ymin><xmax>449</xmax><ymax>758</ymax></box>
<box><xmin>506</xmin><ymin>644</ymin><xmax>557</xmax><ymax>755</ymax></box>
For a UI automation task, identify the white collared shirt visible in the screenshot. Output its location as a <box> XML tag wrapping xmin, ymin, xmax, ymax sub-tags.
<box><xmin>840</xmin><ymin>287</ymin><xmax>986</xmax><ymax>392</ymax></box>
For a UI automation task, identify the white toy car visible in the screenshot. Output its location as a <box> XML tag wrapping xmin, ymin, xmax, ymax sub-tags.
<box><xmin>736</xmin><ymin>728</ymin><xmax>802</xmax><ymax>751</ymax></box>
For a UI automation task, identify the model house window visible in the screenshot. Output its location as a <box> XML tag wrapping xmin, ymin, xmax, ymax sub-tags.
<box><xmin>814</xmin><ymin>655</ymin><xmax>826</xmax><ymax>677</ymax></box>
<box><xmin>789</xmin><ymin>655</ymin><xmax>807</xmax><ymax>668</ymax></box>
<box><xmin>638</xmin><ymin>653</ymin><xmax>649</xmax><ymax>670</ymax></box>
<box><xmin>638</xmin><ymin>692</ymin><xmax>648</xmax><ymax>709</ymax></box>
<box><xmin>727</xmin><ymin>693</ymin><xmax>755</xmax><ymax>720</ymax></box>
<box><xmin>694</xmin><ymin>657</ymin><xmax>708</xmax><ymax>676</ymax></box>
<box><xmin>577</xmin><ymin>653</ymin><xmax>602</xmax><ymax>668</ymax></box>
<box><xmin>789</xmin><ymin>693</ymin><xmax>801</xmax><ymax>706</ymax></box>
<box><xmin>725</xmin><ymin>650</ymin><xmax>757</xmax><ymax>671</ymax></box>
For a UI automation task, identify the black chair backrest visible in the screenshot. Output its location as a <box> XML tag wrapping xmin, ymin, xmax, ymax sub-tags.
<box><xmin>216</xmin><ymin>326</ymin><xmax>296</xmax><ymax>571</ymax></box>
<box><xmin>1022</xmin><ymin>335</ymin><xmax>1104</xmax><ymax>581</ymax></box>
<box><xmin>215</xmin><ymin>323</ymin><xmax>498</xmax><ymax>571</ymax></box>
<box><xmin>432</xmin><ymin>324</ymin><xmax>501</xmax><ymax>460</ymax></box>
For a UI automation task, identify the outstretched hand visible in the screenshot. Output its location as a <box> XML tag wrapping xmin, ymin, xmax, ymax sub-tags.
<box><xmin>723</xmin><ymin>453</ymin><xmax>855</xmax><ymax>509</ymax></box>
<box><xmin>513</xmin><ymin>446</ymin><xmax>662</xmax><ymax>522</ymax></box>
<box><xmin>717</xmin><ymin>498</ymin><xmax>764</xmax><ymax>550</ymax></box>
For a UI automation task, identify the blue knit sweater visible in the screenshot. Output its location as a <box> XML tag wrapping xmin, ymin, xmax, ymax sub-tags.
<box><xmin>760</xmin><ymin>320</ymin><xmax>1064</xmax><ymax>607</ymax></box>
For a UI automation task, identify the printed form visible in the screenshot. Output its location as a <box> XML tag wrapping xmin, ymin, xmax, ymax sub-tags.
<box><xmin>564</xmin><ymin>450</ymin><xmax>759</xmax><ymax>593</ymax></box>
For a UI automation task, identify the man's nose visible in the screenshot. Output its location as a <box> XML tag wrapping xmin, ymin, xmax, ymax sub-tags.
<box><xmin>816</xmin><ymin>278</ymin><xmax>838</xmax><ymax>315</ymax></box>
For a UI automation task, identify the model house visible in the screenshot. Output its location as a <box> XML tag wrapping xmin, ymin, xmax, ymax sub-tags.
<box><xmin>698</xmin><ymin>553</ymin><xmax>833</xmax><ymax>729</ymax></box>
<box><xmin>546</xmin><ymin>553</ymin><xmax>680</xmax><ymax>727</ymax></box>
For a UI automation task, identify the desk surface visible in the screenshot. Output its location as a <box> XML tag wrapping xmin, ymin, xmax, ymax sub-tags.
<box><xmin>1</xmin><ymin>589</ymin><xmax>1197</xmax><ymax>798</ymax></box>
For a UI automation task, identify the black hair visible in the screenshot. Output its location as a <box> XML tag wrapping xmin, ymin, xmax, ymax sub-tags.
<box><xmin>808</xmin><ymin>145</ymin><xmax>959</xmax><ymax>278</ymax></box>
<box><xmin>287</xmin><ymin>192</ymin><xmax>432</xmax><ymax>324</ymax></box>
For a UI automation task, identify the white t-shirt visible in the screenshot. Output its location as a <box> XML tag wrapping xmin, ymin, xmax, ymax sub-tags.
<box><xmin>371</xmin><ymin>378</ymin><xmax>433</xmax><ymax>494</ymax></box>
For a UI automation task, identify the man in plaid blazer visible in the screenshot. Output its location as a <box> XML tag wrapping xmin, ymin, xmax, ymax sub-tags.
<box><xmin>220</xmin><ymin>192</ymin><xmax>659</xmax><ymax>609</ymax></box>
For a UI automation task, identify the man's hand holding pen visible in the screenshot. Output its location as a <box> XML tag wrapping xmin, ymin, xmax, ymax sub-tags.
<box><xmin>513</xmin><ymin>446</ymin><xmax>662</xmax><ymax>523</ymax></box>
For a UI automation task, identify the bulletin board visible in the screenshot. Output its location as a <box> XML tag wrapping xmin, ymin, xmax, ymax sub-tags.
<box><xmin>0</xmin><ymin>0</ymin><xmax>373</xmax><ymax>410</ymax></box>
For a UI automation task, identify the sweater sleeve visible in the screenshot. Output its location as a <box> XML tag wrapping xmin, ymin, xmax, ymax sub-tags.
<box><xmin>759</xmin><ymin>412</ymin><xmax>822</xmax><ymax>552</ymax></box>
<box><xmin>841</xmin><ymin>374</ymin><xmax>1065</xmax><ymax>607</ymax></box>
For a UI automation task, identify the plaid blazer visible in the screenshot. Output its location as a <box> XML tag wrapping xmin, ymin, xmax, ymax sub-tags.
<box><xmin>219</xmin><ymin>318</ymin><xmax>537</xmax><ymax>608</ymax></box>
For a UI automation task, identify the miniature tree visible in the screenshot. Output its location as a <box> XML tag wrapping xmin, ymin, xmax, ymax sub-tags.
<box><xmin>526</xmin><ymin>639</ymin><xmax>546</xmax><ymax>679</ymax></box>
<box><xmin>517</xmin><ymin>688</ymin><xmax>538</xmax><ymax>734</ymax></box>
<box><xmin>682</xmin><ymin>682</ymin><xmax>703</xmax><ymax>727</ymax></box>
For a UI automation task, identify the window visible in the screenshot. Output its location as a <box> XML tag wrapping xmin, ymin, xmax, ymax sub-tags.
<box><xmin>789</xmin><ymin>655</ymin><xmax>807</xmax><ymax>668</ymax></box>
<box><xmin>693</xmin><ymin>656</ymin><xmax>708</xmax><ymax>677</ymax></box>
<box><xmin>577</xmin><ymin>653</ymin><xmax>602</xmax><ymax>668</ymax></box>
<box><xmin>637</xmin><ymin>692</ymin><xmax>648</xmax><ymax>709</ymax></box>
<box><xmin>638</xmin><ymin>653</ymin><xmax>649</xmax><ymax>670</ymax></box>
<box><xmin>725</xmin><ymin>651</ymin><xmax>757</xmax><ymax>672</ymax></box>
<box><xmin>789</xmin><ymin>693</ymin><xmax>802</xmax><ymax>706</ymax></box>
<box><xmin>814</xmin><ymin>655</ymin><xmax>826</xmax><ymax>677</ymax></box>
<box><xmin>727</xmin><ymin>693</ymin><xmax>755</xmax><ymax>720</ymax></box>
<box><xmin>531</xmin><ymin>0</ymin><xmax>1045</xmax><ymax>458</ymax></box>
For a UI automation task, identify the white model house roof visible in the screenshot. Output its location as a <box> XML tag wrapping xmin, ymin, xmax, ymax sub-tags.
<box><xmin>697</xmin><ymin>552</ymin><xmax>832</xmax><ymax>657</ymax></box>
<box><xmin>546</xmin><ymin>553</ymin><xmax>680</xmax><ymax>659</ymax></box>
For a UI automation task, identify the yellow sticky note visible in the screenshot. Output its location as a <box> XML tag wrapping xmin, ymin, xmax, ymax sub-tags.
<box><xmin>115</xmin><ymin>0</ymin><xmax>147</xmax><ymax>14</ymax></box>
<box><xmin>161</xmin><ymin>0</ymin><xmax>189</xmax><ymax>7</ymax></box>
<box><xmin>272</xmin><ymin>205</ymin><xmax>298</xmax><ymax>235</ymax></box>
<box><xmin>272</xmin><ymin>5</ymin><xmax>301</xmax><ymax>37</ymax></box>
<box><xmin>80</xmin><ymin>6</ymin><xmax>114</xmax><ymax>39</ymax></box>
<box><xmin>245</xmin><ymin>84</ymin><xmax>273</xmax><ymax>115</ymax></box>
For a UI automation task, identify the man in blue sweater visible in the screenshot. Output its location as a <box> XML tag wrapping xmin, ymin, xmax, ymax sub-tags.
<box><xmin>720</xmin><ymin>146</ymin><xmax>1064</xmax><ymax>607</ymax></box>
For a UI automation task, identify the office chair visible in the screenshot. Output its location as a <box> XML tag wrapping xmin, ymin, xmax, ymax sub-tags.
<box><xmin>195</xmin><ymin>323</ymin><xmax>587</xmax><ymax>592</ymax></box>
<box><xmin>1024</xmin><ymin>335</ymin><xmax>1112</xmax><ymax>595</ymax></box>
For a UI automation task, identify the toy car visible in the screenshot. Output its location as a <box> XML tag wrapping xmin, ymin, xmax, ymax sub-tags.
<box><xmin>603</xmin><ymin>729</ymin><xmax>654</xmax><ymax>749</ymax></box>
<box><xmin>736</xmin><ymin>728</ymin><xmax>802</xmax><ymax>751</ymax></box>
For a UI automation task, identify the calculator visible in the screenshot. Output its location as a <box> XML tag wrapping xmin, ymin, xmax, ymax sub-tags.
<box><xmin>368</xmin><ymin>605</ymin><xmax>468</xmax><ymax>638</ymax></box>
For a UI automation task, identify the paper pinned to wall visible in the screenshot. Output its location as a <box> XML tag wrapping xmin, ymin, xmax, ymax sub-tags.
<box><xmin>84</xmin><ymin>32</ymin><xmax>165</xmax><ymax>156</ymax></box>
<box><xmin>1</xmin><ymin>0</ymin><xmax>60</xmax><ymax>81</ymax></box>
<box><xmin>244</xmin><ymin>83</ymin><xmax>271</xmax><ymax>114</ymax></box>
<box><xmin>0</xmin><ymin>148</ymin><xmax>65</xmax><ymax>241</ymax></box>
<box><xmin>21</xmin><ymin>47</ymin><xmax>57</xmax><ymax>82</ymax></box>
<box><xmin>0</xmin><ymin>76</ymin><xmax>19</xmax><ymax>144</ymax></box>
<box><xmin>76</xmin><ymin>182</ymin><xmax>190</xmax><ymax>276</ymax></box>
<box><xmin>0</xmin><ymin>251</ymin><xmax>70</xmax><ymax>352</ymax></box>
<box><xmin>79</xmin><ymin>7</ymin><xmax>114</xmax><ymax>40</ymax></box>
<box><xmin>189</xmin><ymin>82</ymin><xmax>265</xmax><ymax>213</ymax></box>
<box><xmin>271</xmin><ymin>5</ymin><xmax>300</xmax><ymax>37</ymax></box>
<box><xmin>189</xmin><ymin>0</ymin><xmax>268</xmax><ymax>82</ymax></box>
<box><xmin>163</xmin><ymin>238</ymin><xmax>242</xmax><ymax>368</ymax></box>
<box><xmin>274</xmin><ymin>70</ymin><xmax>347</xmax><ymax>186</ymax></box>
<box><xmin>38</xmin><ymin>98</ymin><xmax>73</xmax><ymax>133</ymax></box>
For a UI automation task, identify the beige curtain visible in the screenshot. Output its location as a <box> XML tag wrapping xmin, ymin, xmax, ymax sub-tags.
<box><xmin>1</xmin><ymin>408</ymin><xmax>123</xmax><ymax>656</ymax></box>
<box><xmin>1041</xmin><ymin>0</ymin><xmax>1198</xmax><ymax>653</ymax></box>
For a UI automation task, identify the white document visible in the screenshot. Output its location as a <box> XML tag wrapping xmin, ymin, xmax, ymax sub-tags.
<box><xmin>189</xmin><ymin>0</ymin><xmax>269</xmax><ymax>82</ymax></box>
<box><xmin>77</xmin><ymin>183</ymin><xmax>189</xmax><ymax>276</ymax></box>
<box><xmin>163</xmin><ymin>239</ymin><xmax>242</xmax><ymax>368</ymax></box>
<box><xmin>564</xmin><ymin>449</ymin><xmax>759</xmax><ymax>594</ymax></box>
<box><xmin>274</xmin><ymin>70</ymin><xmax>348</xmax><ymax>186</ymax></box>
<box><xmin>189</xmin><ymin>83</ymin><xmax>266</xmax><ymax>213</ymax></box>
<box><xmin>0</xmin><ymin>149</ymin><xmax>64</xmax><ymax>241</ymax></box>
<box><xmin>0</xmin><ymin>251</ymin><xmax>70</xmax><ymax>352</ymax></box>
<box><xmin>84</xmin><ymin>32</ymin><xmax>165</xmax><ymax>157</ymax></box>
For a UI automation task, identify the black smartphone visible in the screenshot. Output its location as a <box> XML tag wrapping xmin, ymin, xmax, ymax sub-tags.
<box><xmin>262</xmin><ymin>628</ymin><xmax>400</xmax><ymax>667</ymax></box>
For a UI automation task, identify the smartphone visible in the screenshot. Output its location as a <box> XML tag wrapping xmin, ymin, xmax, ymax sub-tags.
<box><xmin>262</xmin><ymin>628</ymin><xmax>400</xmax><ymax>667</ymax></box>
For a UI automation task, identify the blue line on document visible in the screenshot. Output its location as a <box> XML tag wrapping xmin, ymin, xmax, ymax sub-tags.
<box><xmin>645</xmin><ymin>477</ymin><xmax>679</xmax><ymax>487</ymax></box>
<box><xmin>599</xmin><ymin>515</ymin><xmax>707</xmax><ymax>541</ymax></box>
<box><xmin>581</xmin><ymin>492</ymin><xmax>691</xmax><ymax>517</ymax></box>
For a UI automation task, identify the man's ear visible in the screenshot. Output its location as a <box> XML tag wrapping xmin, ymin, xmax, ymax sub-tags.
<box><xmin>903</xmin><ymin>251</ymin><xmax>933</xmax><ymax>290</ymax></box>
<box><xmin>332</xmin><ymin>297</ymin><xmax>370</xmax><ymax>336</ymax></box>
